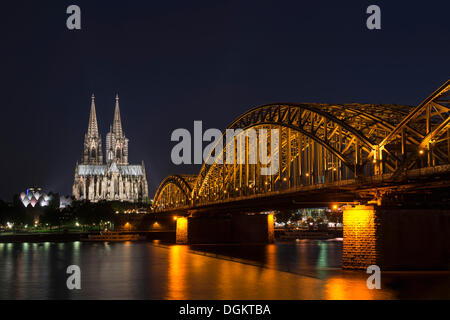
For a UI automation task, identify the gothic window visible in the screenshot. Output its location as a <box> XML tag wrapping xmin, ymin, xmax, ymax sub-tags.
<box><xmin>116</xmin><ymin>148</ymin><xmax>121</xmax><ymax>160</ymax></box>
<box><xmin>91</xmin><ymin>148</ymin><xmax>96</xmax><ymax>159</ymax></box>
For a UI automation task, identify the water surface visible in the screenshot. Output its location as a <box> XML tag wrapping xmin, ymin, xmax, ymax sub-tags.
<box><xmin>0</xmin><ymin>240</ymin><xmax>448</xmax><ymax>299</ymax></box>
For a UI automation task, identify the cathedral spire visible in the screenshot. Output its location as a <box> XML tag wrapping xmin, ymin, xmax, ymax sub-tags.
<box><xmin>82</xmin><ymin>94</ymin><xmax>103</xmax><ymax>165</ymax></box>
<box><xmin>113</xmin><ymin>94</ymin><xmax>123</xmax><ymax>136</ymax></box>
<box><xmin>87</xmin><ymin>94</ymin><xmax>99</xmax><ymax>137</ymax></box>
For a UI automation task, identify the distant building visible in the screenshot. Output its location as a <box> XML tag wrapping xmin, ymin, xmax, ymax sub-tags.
<box><xmin>59</xmin><ymin>196</ymin><xmax>72</xmax><ymax>209</ymax></box>
<box><xmin>72</xmin><ymin>95</ymin><xmax>149</xmax><ymax>202</ymax></box>
<box><xmin>19</xmin><ymin>188</ymin><xmax>72</xmax><ymax>209</ymax></box>
<box><xmin>20</xmin><ymin>187</ymin><xmax>51</xmax><ymax>208</ymax></box>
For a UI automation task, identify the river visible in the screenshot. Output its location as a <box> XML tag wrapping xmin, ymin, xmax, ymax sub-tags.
<box><xmin>0</xmin><ymin>240</ymin><xmax>448</xmax><ymax>299</ymax></box>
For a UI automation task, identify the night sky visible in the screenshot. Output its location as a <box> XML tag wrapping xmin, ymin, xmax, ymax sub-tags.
<box><xmin>0</xmin><ymin>1</ymin><xmax>448</xmax><ymax>200</ymax></box>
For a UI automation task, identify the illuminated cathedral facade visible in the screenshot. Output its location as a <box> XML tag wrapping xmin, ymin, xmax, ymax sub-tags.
<box><xmin>72</xmin><ymin>94</ymin><xmax>149</xmax><ymax>202</ymax></box>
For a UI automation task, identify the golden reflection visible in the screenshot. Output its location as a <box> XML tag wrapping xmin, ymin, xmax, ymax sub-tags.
<box><xmin>167</xmin><ymin>245</ymin><xmax>188</xmax><ymax>299</ymax></box>
<box><xmin>324</xmin><ymin>275</ymin><xmax>393</xmax><ymax>300</ymax></box>
<box><xmin>217</xmin><ymin>256</ymin><xmax>233</xmax><ymax>298</ymax></box>
<box><xmin>265</xmin><ymin>244</ymin><xmax>277</xmax><ymax>269</ymax></box>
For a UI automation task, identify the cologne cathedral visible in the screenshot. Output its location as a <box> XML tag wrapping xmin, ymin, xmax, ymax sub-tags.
<box><xmin>72</xmin><ymin>95</ymin><xmax>149</xmax><ymax>202</ymax></box>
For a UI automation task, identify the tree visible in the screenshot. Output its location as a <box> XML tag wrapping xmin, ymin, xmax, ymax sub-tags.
<box><xmin>70</xmin><ymin>200</ymin><xmax>114</xmax><ymax>228</ymax></box>
<box><xmin>324</xmin><ymin>210</ymin><xmax>343</xmax><ymax>229</ymax></box>
<box><xmin>48</xmin><ymin>192</ymin><xmax>61</xmax><ymax>209</ymax></box>
<box><xmin>40</xmin><ymin>206</ymin><xmax>61</xmax><ymax>228</ymax></box>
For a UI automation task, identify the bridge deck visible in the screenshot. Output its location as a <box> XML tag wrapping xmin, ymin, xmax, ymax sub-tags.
<box><xmin>155</xmin><ymin>164</ymin><xmax>450</xmax><ymax>215</ymax></box>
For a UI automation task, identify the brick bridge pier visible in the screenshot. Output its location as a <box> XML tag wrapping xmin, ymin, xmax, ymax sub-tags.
<box><xmin>343</xmin><ymin>205</ymin><xmax>450</xmax><ymax>270</ymax></box>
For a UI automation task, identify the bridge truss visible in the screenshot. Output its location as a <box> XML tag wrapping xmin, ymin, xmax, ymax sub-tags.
<box><xmin>153</xmin><ymin>80</ymin><xmax>450</xmax><ymax>212</ymax></box>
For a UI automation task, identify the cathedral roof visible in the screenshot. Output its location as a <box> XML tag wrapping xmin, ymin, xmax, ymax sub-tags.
<box><xmin>78</xmin><ymin>164</ymin><xmax>144</xmax><ymax>176</ymax></box>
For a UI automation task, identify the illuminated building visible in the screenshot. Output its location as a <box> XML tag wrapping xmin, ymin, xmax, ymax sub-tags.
<box><xmin>20</xmin><ymin>187</ymin><xmax>51</xmax><ymax>208</ymax></box>
<box><xmin>72</xmin><ymin>94</ymin><xmax>149</xmax><ymax>202</ymax></box>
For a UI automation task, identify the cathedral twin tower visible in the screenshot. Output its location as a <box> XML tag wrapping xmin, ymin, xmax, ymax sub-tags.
<box><xmin>72</xmin><ymin>94</ymin><xmax>148</xmax><ymax>202</ymax></box>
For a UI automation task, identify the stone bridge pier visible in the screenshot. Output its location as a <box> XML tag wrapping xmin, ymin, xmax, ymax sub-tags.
<box><xmin>343</xmin><ymin>205</ymin><xmax>450</xmax><ymax>270</ymax></box>
<box><xmin>176</xmin><ymin>213</ymin><xmax>274</xmax><ymax>244</ymax></box>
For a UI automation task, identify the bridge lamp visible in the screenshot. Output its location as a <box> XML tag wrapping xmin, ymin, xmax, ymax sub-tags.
<box><xmin>419</xmin><ymin>149</ymin><xmax>424</xmax><ymax>155</ymax></box>
<box><xmin>283</xmin><ymin>177</ymin><xmax>287</xmax><ymax>181</ymax></box>
<box><xmin>235</xmin><ymin>187</ymin><xmax>239</xmax><ymax>191</ymax></box>
<box><xmin>305</xmin><ymin>173</ymin><xmax>309</xmax><ymax>177</ymax></box>
<box><xmin>333</xmin><ymin>168</ymin><xmax>337</xmax><ymax>172</ymax></box>
<box><xmin>332</xmin><ymin>204</ymin><xmax>338</xmax><ymax>210</ymax></box>
<box><xmin>173</xmin><ymin>216</ymin><xmax>178</xmax><ymax>221</ymax></box>
<box><xmin>264</xmin><ymin>181</ymin><xmax>268</xmax><ymax>185</ymax></box>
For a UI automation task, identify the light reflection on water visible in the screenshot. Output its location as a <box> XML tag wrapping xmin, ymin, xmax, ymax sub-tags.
<box><xmin>0</xmin><ymin>240</ymin><xmax>448</xmax><ymax>299</ymax></box>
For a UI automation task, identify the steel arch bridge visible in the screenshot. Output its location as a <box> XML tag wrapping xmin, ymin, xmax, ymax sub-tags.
<box><xmin>153</xmin><ymin>174</ymin><xmax>197</xmax><ymax>210</ymax></box>
<box><xmin>153</xmin><ymin>80</ymin><xmax>450</xmax><ymax>212</ymax></box>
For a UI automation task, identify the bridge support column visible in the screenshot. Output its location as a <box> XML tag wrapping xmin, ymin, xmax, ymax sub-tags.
<box><xmin>176</xmin><ymin>217</ymin><xmax>188</xmax><ymax>244</ymax></box>
<box><xmin>343</xmin><ymin>205</ymin><xmax>450</xmax><ymax>270</ymax></box>
<box><xmin>175</xmin><ymin>213</ymin><xmax>274</xmax><ymax>244</ymax></box>
<box><xmin>343</xmin><ymin>205</ymin><xmax>381</xmax><ymax>269</ymax></box>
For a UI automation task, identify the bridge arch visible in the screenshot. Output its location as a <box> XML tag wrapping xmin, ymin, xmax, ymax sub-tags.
<box><xmin>153</xmin><ymin>174</ymin><xmax>196</xmax><ymax>211</ymax></box>
<box><xmin>378</xmin><ymin>80</ymin><xmax>450</xmax><ymax>172</ymax></box>
<box><xmin>192</xmin><ymin>103</ymin><xmax>412</xmax><ymax>202</ymax></box>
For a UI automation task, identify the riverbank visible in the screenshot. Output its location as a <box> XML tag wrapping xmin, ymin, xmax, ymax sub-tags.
<box><xmin>275</xmin><ymin>228</ymin><xmax>343</xmax><ymax>240</ymax></box>
<box><xmin>1</xmin><ymin>229</ymin><xmax>342</xmax><ymax>243</ymax></box>
<box><xmin>0</xmin><ymin>230</ymin><xmax>176</xmax><ymax>243</ymax></box>
<box><xmin>0</xmin><ymin>232</ymin><xmax>87</xmax><ymax>242</ymax></box>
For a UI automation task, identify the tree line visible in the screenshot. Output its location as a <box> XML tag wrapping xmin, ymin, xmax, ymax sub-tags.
<box><xmin>0</xmin><ymin>193</ymin><xmax>149</xmax><ymax>231</ymax></box>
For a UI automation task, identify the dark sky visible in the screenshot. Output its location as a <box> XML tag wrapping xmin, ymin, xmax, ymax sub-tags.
<box><xmin>0</xmin><ymin>0</ymin><xmax>448</xmax><ymax>200</ymax></box>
